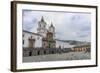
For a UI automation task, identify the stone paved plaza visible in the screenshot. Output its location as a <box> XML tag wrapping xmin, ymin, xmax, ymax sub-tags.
<box><xmin>23</xmin><ymin>52</ymin><xmax>90</xmax><ymax>62</ymax></box>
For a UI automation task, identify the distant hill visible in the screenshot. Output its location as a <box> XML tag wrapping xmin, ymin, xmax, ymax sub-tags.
<box><xmin>55</xmin><ymin>39</ymin><xmax>90</xmax><ymax>45</ymax></box>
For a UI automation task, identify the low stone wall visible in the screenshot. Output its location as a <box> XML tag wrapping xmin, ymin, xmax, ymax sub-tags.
<box><xmin>23</xmin><ymin>47</ymin><xmax>72</xmax><ymax>57</ymax></box>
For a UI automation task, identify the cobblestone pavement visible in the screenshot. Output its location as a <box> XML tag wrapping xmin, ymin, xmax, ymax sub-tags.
<box><xmin>23</xmin><ymin>52</ymin><xmax>90</xmax><ymax>62</ymax></box>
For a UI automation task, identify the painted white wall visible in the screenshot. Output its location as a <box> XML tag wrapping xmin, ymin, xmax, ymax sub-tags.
<box><xmin>56</xmin><ymin>40</ymin><xmax>75</xmax><ymax>48</ymax></box>
<box><xmin>35</xmin><ymin>36</ymin><xmax>42</xmax><ymax>48</ymax></box>
<box><xmin>23</xmin><ymin>31</ymin><xmax>42</xmax><ymax>47</ymax></box>
<box><xmin>23</xmin><ymin>32</ymin><xmax>31</xmax><ymax>47</ymax></box>
<box><xmin>0</xmin><ymin>0</ymin><xmax>99</xmax><ymax>73</ymax></box>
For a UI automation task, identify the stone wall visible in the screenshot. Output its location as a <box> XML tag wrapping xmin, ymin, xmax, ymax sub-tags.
<box><xmin>23</xmin><ymin>47</ymin><xmax>71</xmax><ymax>57</ymax></box>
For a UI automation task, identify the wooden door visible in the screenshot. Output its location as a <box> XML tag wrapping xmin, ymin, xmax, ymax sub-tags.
<box><xmin>29</xmin><ymin>40</ymin><xmax>33</xmax><ymax>48</ymax></box>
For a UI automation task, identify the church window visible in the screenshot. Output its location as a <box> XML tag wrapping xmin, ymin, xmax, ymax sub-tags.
<box><xmin>23</xmin><ymin>34</ymin><xmax>24</xmax><ymax>37</ymax></box>
<box><xmin>23</xmin><ymin>40</ymin><xmax>24</xmax><ymax>45</ymax></box>
<box><xmin>49</xmin><ymin>43</ymin><xmax>51</xmax><ymax>48</ymax></box>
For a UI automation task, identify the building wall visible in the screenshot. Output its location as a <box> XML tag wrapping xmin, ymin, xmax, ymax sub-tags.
<box><xmin>42</xmin><ymin>32</ymin><xmax>56</xmax><ymax>48</ymax></box>
<box><xmin>23</xmin><ymin>31</ymin><xmax>75</xmax><ymax>49</ymax></box>
<box><xmin>23</xmin><ymin>31</ymin><xmax>42</xmax><ymax>48</ymax></box>
<box><xmin>56</xmin><ymin>40</ymin><xmax>75</xmax><ymax>49</ymax></box>
<box><xmin>34</xmin><ymin>36</ymin><xmax>42</xmax><ymax>48</ymax></box>
<box><xmin>23</xmin><ymin>47</ymin><xmax>63</xmax><ymax>57</ymax></box>
<box><xmin>23</xmin><ymin>32</ymin><xmax>33</xmax><ymax>47</ymax></box>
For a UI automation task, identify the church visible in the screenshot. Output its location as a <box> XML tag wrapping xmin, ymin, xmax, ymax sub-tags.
<box><xmin>23</xmin><ymin>16</ymin><xmax>90</xmax><ymax>57</ymax></box>
<box><xmin>23</xmin><ymin>16</ymin><xmax>74</xmax><ymax>48</ymax></box>
<box><xmin>23</xmin><ymin>16</ymin><xmax>56</xmax><ymax>48</ymax></box>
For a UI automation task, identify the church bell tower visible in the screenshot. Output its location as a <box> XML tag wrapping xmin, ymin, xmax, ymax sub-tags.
<box><xmin>49</xmin><ymin>22</ymin><xmax>55</xmax><ymax>38</ymax></box>
<box><xmin>37</xmin><ymin>16</ymin><xmax>47</xmax><ymax>37</ymax></box>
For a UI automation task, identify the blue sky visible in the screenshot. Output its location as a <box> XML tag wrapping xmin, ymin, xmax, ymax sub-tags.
<box><xmin>22</xmin><ymin>10</ymin><xmax>91</xmax><ymax>42</ymax></box>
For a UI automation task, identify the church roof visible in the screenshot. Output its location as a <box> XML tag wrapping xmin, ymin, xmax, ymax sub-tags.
<box><xmin>50</xmin><ymin>22</ymin><xmax>55</xmax><ymax>28</ymax></box>
<box><xmin>39</xmin><ymin>16</ymin><xmax>47</xmax><ymax>25</ymax></box>
<box><xmin>41</xmin><ymin>16</ymin><xmax>45</xmax><ymax>22</ymax></box>
<box><xmin>23</xmin><ymin>30</ymin><xmax>43</xmax><ymax>37</ymax></box>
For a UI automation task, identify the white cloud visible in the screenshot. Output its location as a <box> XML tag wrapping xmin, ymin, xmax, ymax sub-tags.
<box><xmin>23</xmin><ymin>10</ymin><xmax>91</xmax><ymax>42</ymax></box>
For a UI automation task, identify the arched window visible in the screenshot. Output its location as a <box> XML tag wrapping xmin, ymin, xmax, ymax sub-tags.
<box><xmin>37</xmin><ymin>51</ymin><xmax>40</xmax><ymax>55</ymax></box>
<box><xmin>52</xmin><ymin>51</ymin><xmax>54</xmax><ymax>54</ymax></box>
<box><xmin>49</xmin><ymin>43</ymin><xmax>51</xmax><ymax>48</ymax></box>
<box><xmin>29</xmin><ymin>51</ymin><xmax>32</xmax><ymax>56</ymax></box>
<box><xmin>44</xmin><ymin>51</ymin><xmax>46</xmax><ymax>54</ymax></box>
